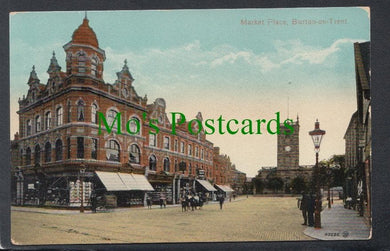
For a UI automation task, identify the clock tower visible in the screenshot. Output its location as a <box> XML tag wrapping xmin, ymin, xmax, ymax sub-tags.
<box><xmin>277</xmin><ymin>116</ymin><xmax>299</xmax><ymax>169</ymax></box>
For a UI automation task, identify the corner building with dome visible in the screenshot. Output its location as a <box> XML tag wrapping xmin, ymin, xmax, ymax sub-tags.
<box><xmin>11</xmin><ymin>17</ymin><xmax>245</xmax><ymax>208</ymax></box>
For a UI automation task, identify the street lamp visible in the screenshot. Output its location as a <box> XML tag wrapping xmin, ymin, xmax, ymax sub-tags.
<box><xmin>309</xmin><ymin>119</ymin><xmax>326</xmax><ymax>229</ymax></box>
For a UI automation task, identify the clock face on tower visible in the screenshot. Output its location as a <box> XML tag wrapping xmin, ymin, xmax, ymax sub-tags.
<box><xmin>285</xmin><ymin>146</ymin><xmax>291</xmax><ymax>152</ymax></box>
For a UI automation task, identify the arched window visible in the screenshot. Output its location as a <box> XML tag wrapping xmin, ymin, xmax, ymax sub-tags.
<box><xmin>129</xmin><ymin>144</ymin><xmax>140</xmax><ymax>164</ymax></box>
<box><xmin>45</xmin><ymin>111</ymin><xmax>51</xmax><ymax>130</ymax></box>
<box><xmin>26</xmin><ymin>120</ymin><xmax>32</xmax><ymax>136</ymax></box>
<box><xmin>163</xmin><ymin>157</ymin><xmax>170</xmax><ymax>172</ymax></box>
<box><xmin>128</xmin><ymin>117</ymin><xmax>140</xmax><ymax>135</ymax></box>
<box><xmin>91</xmin><ymin>103</ymin><xmax>98</xmax><ymax>124</ymax></box>
<box><xmin>34</xmin><ymin>144</ymin><xmax>41</xmax><ymax>165</ymax></box>
<box><xmin>174</xmin><ymin>159</ymin><xmax>178</xmax><ymax>172</ymax></box>
<box><xmin>107</xmin><ymin>109</ymin><xmax>119</xmax><ymax>129</ymax></box>
<box><xmin>189</xmin><ymin>163</ymin><xmax>192</xmax><ymax>175</ymax></box>
<box><xmin>55</xmin><ymin>139</ymin><xmax>62</xmax><ymax>161</ymax></box>
<box><xmin>149</xmin><ymin>155</ymin><xmax>156</xmax><ymax>171</ymax></box>
<box><xmin>56</xmin><ymin>106</ymin><xmax>63</xmax><ymax>126</ymax></box>
<box><xmin>188</xmin><ymin>144</ymin><xmax>192</xmax><ymax>155</ymax></box>
<box><xmin>106</xmin><ymin>139</ymin><xmax>120</xmax><ymax>161</ymax></box>
<box><xmin>77</xmin><ymin>100</ymin><xmax>85</xmax><ymax>121</ymax></box>
<box><xmin>91</xmin><ymin>138</ymin><xmax>98</xmax><ymax>160</ymax></box>
<box><xmin>25</xmin><ymin>147</ymin><xmax>31</xmax><ymax>165</ymax></box>
<box><xmin>44</xmin><ymin>142</ymin><xmax>51</xmax><ymax>162</ymax></box>
<box><xmin>35</xmin><ymin>115</ymin><xmax>41</xmax><ymax>133</ymax></box>
<box><xmin>201</xmin><ymin>149</ymin><xmax>204</xmax><ymax>160</ymax></box>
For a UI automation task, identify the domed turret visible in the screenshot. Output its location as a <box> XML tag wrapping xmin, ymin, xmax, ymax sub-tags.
<box><xmin>71</xmin><ymin>18</ymin><xmax>99</xmax><ymax>48</ymax></box>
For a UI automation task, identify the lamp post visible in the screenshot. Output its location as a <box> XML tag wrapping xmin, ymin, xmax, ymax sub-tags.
<box><xmin>309</xmin><ymin>119</ymin><xmax>326</xmax><ymax>229</ymax></box>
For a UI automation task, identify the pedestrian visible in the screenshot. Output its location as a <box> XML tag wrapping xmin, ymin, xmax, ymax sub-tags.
<box><xmin>219</xmin><ymin>194</ymin><xmax>225</xmax><ymax>210</ymax></box>
<box><xmin>299</xmin><ymin>193</ymin><xmax>308</xmax><ymax>225</ymax></box>
<box><xmin>159</xmin><ymin>193</ymin><xmax>164</xmax><ymax>209</ymax></box>
<box><xmin>146</xmin><ymin>195</ymin><xmax>152</xmax><ymax>209</ymax></box>
<box><xmin>233</xmin><ymin>193</ymin><xmax>236</xmax><ymax>200</ymax></box>
<box><xmin>181</xmin><ymin>196</ymin><xmax>187</xmax><ymax>212</ymax></box>
<box><xmin>307</xmin><ymin>194</ymin><xmax>315</xmax><ymax>227</ymax></box>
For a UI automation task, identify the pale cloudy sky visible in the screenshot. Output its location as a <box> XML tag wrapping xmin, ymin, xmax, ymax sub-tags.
<box><xmin>10</xmin><ymin>8</ymin><xmax>370</xmax><ymax>177</ymax></box>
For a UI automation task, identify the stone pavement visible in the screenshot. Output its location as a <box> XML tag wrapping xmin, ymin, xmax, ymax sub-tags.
<box><xmin>304</xmin><ymin>200</ymin><xmax>371</xmax><ymax>240</ymax></box>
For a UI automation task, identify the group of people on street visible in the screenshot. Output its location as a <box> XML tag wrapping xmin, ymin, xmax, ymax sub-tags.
<box><xmin>180</xmin><ymin>192</ymin><xmax>205</xmax><ymax>212</ymax></box>
<box><xmin>298</xmin><ymin>193</ymin><xmax>318</xmax><ymax>227</ymax></box>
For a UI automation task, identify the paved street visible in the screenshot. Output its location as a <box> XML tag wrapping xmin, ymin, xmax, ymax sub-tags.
<box><xmin>11</xmin><ymin>196</ymin><xmax>313</xmax><ymax>245</ymax></box>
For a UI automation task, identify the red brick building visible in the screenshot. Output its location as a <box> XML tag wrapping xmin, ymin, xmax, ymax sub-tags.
<box><xmin>11</xmin><ymin>17</ymin><xmax>243</xmax><ymax>208</ymax></box>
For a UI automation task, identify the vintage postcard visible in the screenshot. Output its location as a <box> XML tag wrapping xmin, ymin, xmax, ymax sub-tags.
<box><xmin>10</xmin><ymin>7</ymin><xmax>370</xmax><ymax>245</ymax></box>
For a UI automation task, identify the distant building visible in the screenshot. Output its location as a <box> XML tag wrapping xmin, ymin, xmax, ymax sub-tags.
<box><xmin>257</xmin><ymin>117</ymin><xmax>313</xmax><ymax>194</ymax></box>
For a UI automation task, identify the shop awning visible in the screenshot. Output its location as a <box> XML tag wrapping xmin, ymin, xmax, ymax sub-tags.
<box><xmin>96</xmin><ymin>171</ymin><xmax>154</xmax><ymax>191</ymax></box>
<box><xmin>196</xmin><ymin>179</ymin><xmax>217</xmax><ymax>192</ymax></box>
<box><xmin>215</xmin><ymin>184</ymin><xmax>234</xmax><ymax>192</ymax></box>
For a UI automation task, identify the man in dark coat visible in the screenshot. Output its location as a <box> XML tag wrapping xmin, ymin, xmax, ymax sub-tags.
<box><xmin>299</xmin><ymin>193</ymin><xmax>308</xmax><ymax>225</ymax></box>
<box><xmin>219</xmin><ymin>194</ymin><xmax>225</xmax><ymax>210</ymax></box>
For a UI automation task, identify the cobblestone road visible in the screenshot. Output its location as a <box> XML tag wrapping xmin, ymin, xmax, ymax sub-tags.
<box><xmin>11</xmin><ymin>196</ymin><xmax>313</xmax><ymax>245</ymax></box>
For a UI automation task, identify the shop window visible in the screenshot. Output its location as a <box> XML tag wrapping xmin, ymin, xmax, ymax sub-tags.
<box><xmin>129</xmin><ymin>144</ymin><xmax>140</xmax><ymax>164</ymax></box>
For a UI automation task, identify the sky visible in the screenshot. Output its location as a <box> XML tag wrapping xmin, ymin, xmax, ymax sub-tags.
<box><xmin>10</xmin><ymin>8</ymin><xmax>370</xmax><ymax>177</ymax></box>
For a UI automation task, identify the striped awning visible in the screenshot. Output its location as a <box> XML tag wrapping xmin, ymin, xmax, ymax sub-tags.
<box><xmin>96</xmin><ymin>171</ymin><xmax>154</xmax><ymax>191</ymax></box>
<box><xmin>214</xmin><ymin>184</ymin><xmax>234</xmax><ymax>192</ymax></box>
<box><xmin>196</xmin><ymin>179</ymin><xmax>217</xmax><ymax>192</ymax></box>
